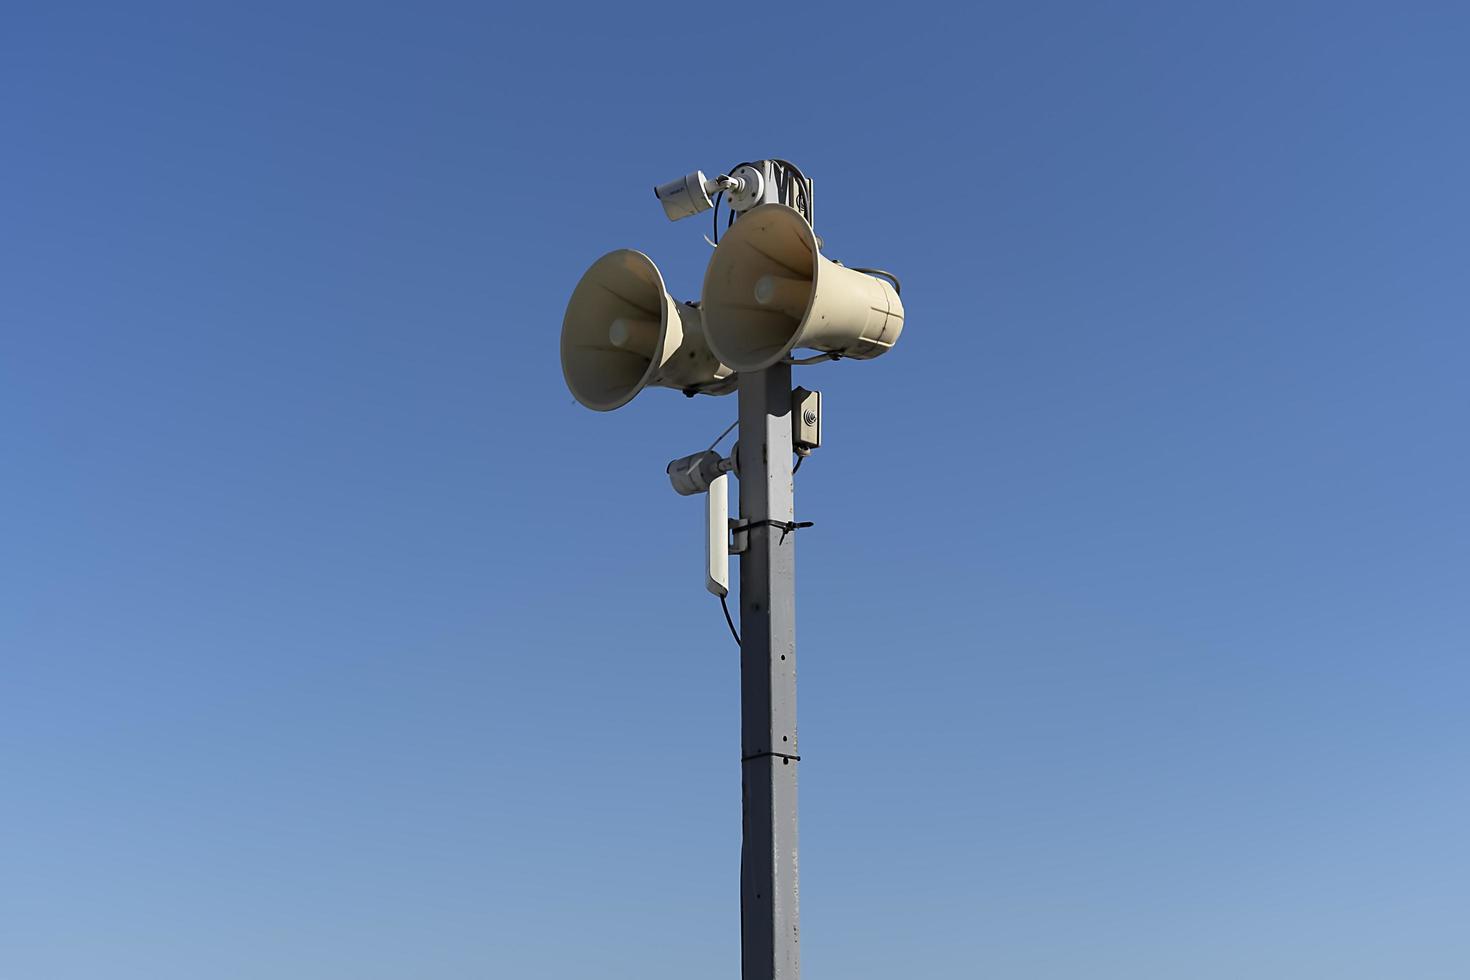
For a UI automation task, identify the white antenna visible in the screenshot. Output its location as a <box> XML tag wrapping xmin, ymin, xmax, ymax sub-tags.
<box><xmin>706</xmin><ymin>472</ymin><xmax>729</xmax><ymax>597</ymax></box>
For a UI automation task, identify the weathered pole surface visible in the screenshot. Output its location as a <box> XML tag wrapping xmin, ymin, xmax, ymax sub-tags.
<box><xmin>736</xmin><ymin>353</ymin><xmax>799</xmax><ymax>979</ymax></box>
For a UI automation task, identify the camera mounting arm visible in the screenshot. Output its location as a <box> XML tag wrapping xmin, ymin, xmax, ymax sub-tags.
<box><xmin>653</xmin><ymin>167</ymin><xmax>765</xmax><ymax>222</ymax></box>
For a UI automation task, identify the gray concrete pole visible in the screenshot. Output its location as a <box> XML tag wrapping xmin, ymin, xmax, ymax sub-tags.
<box><xmin>736</xmin><ymin>352</ymin><xmax>800</xmax><ymax>975</ymax></box>
<box><xmin>733</xmin><ymin>158</ymin><xmax>805</xmax><ymax>980</ymax></box>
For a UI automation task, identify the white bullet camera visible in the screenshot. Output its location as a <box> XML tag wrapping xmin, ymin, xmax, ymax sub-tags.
<box><xmin>654</xmin><ymin>167</ymin><xmax>764</xmax><ymax>221</ymax></box>
<box><xmin>667</xmin><ymin>449</ymin><xmax>732</xmax><ymax>496</ymax></box>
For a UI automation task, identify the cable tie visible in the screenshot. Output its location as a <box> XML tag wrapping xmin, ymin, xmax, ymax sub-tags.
<box><xmin>733</xmin><ymin>519</ymin><xmax>814</xmax><ymax>544</ymax></box>
<box><xmin>741</xmin><ymin>751</ymin><xmax>802</xmax><ymax>763</ymax></box>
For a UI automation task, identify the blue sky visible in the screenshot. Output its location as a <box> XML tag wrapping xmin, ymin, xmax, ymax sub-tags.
<box><xmin>3</xmin><ymin>3</ymin><xmax>1467</xmax><ymax>977</ymax></box>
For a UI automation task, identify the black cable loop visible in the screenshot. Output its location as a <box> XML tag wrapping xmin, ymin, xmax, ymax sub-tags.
<box><xmin>849</xmin><ymin>267</ymin><xmax>901</xmax><ymax>295</ymax></box>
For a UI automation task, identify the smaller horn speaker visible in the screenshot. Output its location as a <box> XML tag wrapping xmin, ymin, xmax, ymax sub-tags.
<box><xmin>561</xmin><ymin>250</ymin><xmax>734</xmax><ymax>412</ymax></box>
<box><xmin>700</xmin><ymin>204</ymin><xmax>904</xmax><ymax>372</ymax></box>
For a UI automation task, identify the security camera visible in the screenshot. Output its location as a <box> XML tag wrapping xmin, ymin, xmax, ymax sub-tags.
<box><xmin>665</xmin><ymin>449</ymin><xmax>737</xmax><ymax>596</ymax></box>
<box><xmin>667</xmin><ymin>449</ymin><xmax>733</xmax><ymax>496</ymax></box>
<box><xmin>654</xmin><ymin>167</ymin><xmax>765</xmax><ymax>221</ymax></box>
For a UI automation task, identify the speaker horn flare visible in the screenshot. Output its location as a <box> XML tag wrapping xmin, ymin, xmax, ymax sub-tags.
<box><xmin>561</xmin><ymin>250</ymin><xmax>734</xmax><ymax>411</ymax></box>
<box><xmin>700</xmin><ymin>204</ymin><xmax>904</xmax><ymax>372</ymax></box>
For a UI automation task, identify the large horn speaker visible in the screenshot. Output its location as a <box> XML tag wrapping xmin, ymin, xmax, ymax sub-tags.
<box><xmin>700</xmin><ymin>203</ymin><xmax>904</xmax><ymax>372</ymax></box>
<box><xmin>561</xmin><ymin>250</ymin><xmax>734</xmax><ymax>411</ymax></box>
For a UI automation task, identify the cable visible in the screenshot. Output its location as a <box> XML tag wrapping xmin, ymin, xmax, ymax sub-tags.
<box><xmin>850</xmin><ymin>267</ymin><xmax>901</xmax><ymax>295</ymax></box>
<box><xmin>719</xmin><ymin>593</ymin><xmax>741</xmax><ymax>647</ymax></box>
<box><xmin>770</xmin><ymin>158</ymin><xmax>809</xmax><ymax>185</ymax></box>
<box><xmin>793</xmin><ymin>454</ymin><xmax>805</xmax><ymax>474</ymax></box>
<box><xmin>769</xmin><ymin>159</ymin><xmax>812</xmax><ymax>222</ymax></box>
<box><xmin>722</xmin><ymin>159</ymin><xmax>814</xmax><ymax>226</ymax></box>
<box><xmin>708</xmin><ymin>418</ymin><xmax>738</xmax><ymax>451</ymax></box>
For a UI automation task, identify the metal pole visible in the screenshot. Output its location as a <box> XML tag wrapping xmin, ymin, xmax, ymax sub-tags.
<box><xmin>737</xmin><ymin>162</ymin><xmax>800</xmax><ymax>979</ymax></box>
